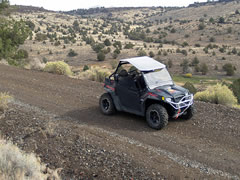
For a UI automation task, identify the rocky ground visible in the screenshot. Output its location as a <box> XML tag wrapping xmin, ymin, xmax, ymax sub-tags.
<box><xmin>1</xmin><ymin>102</ymin><xmax>165</xmax><ymax>179</ymax></box>
<box><xmin>0</xmin><ymin>64</ymin><xmax>240</xmax><ymax>179</ymax></box>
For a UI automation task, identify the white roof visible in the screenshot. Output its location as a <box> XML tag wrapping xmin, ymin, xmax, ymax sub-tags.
<box><xmin>120</xmin><ymin>56</ymin><xmax>166</xmax><ymax>71</ymax></box>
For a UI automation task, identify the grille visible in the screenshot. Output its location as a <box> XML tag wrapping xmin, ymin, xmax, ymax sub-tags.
<box><xmin>175</xmin><ymin>96</ymin><xmax>184</xmax><ymax>103</ymax></box>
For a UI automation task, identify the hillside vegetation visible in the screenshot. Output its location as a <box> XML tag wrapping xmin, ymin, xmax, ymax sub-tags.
<box><xmin>0</xmin><ymin>1</ymin><xmax>31</xmax><ymax>66</ymax></box>
<box><xmin>4</xmin><ymin>1</ymin><xmax>239</xmax><ymax>78</ymax></box>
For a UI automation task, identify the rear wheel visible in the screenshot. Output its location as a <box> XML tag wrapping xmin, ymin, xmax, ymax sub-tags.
<box><xmin>180</xmin><ymin>105</ymin><xmax>194</xmax><ymax>120</ymax></box>
<box><xmin>99</xmin><ymin>93</ymin><xmax>116</xmax><ymax>115</ymax></box>
<box><xmin>146</xmin><ymin>104</ymin><xmax>168</xmax><ymax>130</ymax></box>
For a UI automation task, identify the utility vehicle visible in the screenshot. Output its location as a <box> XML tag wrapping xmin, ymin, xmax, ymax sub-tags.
<box><xmin>99</xmin><ymin>56</ymin><xmax>194</xmax><ymax>130</ymax></box>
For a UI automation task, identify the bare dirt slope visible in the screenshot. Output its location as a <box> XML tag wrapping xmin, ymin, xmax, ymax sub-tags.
<box><xmin>0</xmin><ymin>64</ymin><xmax>240</xmax><ymax>179</ymax></box>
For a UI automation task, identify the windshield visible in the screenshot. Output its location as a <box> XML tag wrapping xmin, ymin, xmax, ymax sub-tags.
<box><xmin>143</xmin><ymin>68</ymin><xmax>173</xmax><ymax>89</ymax></box>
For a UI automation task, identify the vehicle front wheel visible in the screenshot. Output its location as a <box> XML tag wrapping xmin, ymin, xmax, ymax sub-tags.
<box><xmin>99</xmin><ymin>93</ymin><xmax>116</xmax><ymax>115</ymax></box>
<box><xmin>146</xmin><ymin>104</ymin><xmax>168</xmax><ymax>130</ymax></box>
<box><xmin>180</xmin><ymin>105</ymin><xmax>194</xmax><ymax>120</ymax></box>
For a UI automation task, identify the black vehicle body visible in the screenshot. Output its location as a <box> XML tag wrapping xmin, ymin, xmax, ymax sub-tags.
<box><xmin>100</xmin><ymin>56</ymin><xmax>194</xmax><ymax>129</ymax></box>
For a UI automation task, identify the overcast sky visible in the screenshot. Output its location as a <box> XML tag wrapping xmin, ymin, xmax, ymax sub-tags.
<box><xmin>10</xmin><ymin>0</ymin><xmax>208</xmax><ymax>11</ymax></box>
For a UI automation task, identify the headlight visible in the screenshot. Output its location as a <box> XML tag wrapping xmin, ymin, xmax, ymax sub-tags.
<box><xmin>166</xmin><ymin>97</ymin><xmax>172</xmax><ymax>102</ymax></box>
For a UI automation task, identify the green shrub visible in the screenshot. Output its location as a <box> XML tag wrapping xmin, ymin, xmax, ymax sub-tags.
<box><xmin>222</xmin><ymin>63</ymin><xmax>235</xmax><ymax>76</ymax></box>
<box><xmin>149</xmin><ymin>51</ymin><xmax>155</xmax><ymax>58</ymax></box>
<box><xmin>191</xmin><ymin>57</ymin><xmax>199</xmax><ymax>66</ymax></box>
<box><xmin>203</xmin><ymin>47</ymin><xmax>208</xmax><ymax>54</ymax></box>
<box><xmin>91</xmin><ymin>43</ymin><xmax>105</xmax><ymax>53</ymax></box>
<box><xmin>97</xmin><ymin>52</ymin><xmax>105</xmax><ymax>61</ymax></box>
<box><xmin>209</xmin><ymin>37</ymin><xmax>215</xmax><ymax>42</ymax></box>
<box><xmin>14</xmin><ymin>49</ymin><xmax>28</xmax><ymax>59</ymax></box>
<box><xmin>181</xmin><ymin>49</ymin><xmax>188</xmax><ymax>56</ymax></box>
<box><xmin>168</xmin><ymin>59</ymin><xmax>173</xmax><ymax>68</ymax></box>
<box><xmin>112</xmin><ymin>52</ymin><xmax>118</xmax><ymax>59</ymax></box>
<box><xmin>183</xmin><ymin>82</ymin><xmax>197</xmax><ymax>94</ymax></box>
<box><xmin>124</xmin><ymin>42</ymin><xmax>134</xmax><ymax>49</ymax></box>
<box><xmin>198</xmin><ymin>23</ymin><xmax>205</xmax><ymax>30</ymax></box>
<box><xmin>232</xmin><ymin>47</ymin><xmax>237</xmax><ymax>54</ymax></box>
<box><xmin>230</xmin><ymin>79</ymin><xmax>240</xmax><ymax>103</ymax></box>
<box><xmin>44</xmin><ymin>61</ymin><xmax>72</xmax><ymax>76</ymax></box>
<box><xmin>219</xmin><ymin>47</ymin><xmax>225</xmax><ymax>53</ymax></box>
<box><xmin>200</xmin><ymin>63</ymin><xmax>208</xmax><ymax>75</ymax></box>
<box><xmin>170</xmin><ymin>28</ymin><xmax>176</xmax><ymax>33</ymax></box>
<box><xmin>7</xmin><ymin>58</ymin><xmax>26</xmax><ymax>67</ymax></box>
<box><xmin>113</xmin><ymin>41</ymin><xmax>122</xmax><ymax>50</ymax></box>
<box><xmin>195</xmin><ymin>43</ymin><xmax>201</xmax><ymax>47</ymax></box>
<box><xmin>25</xmin><ymin>20</ymin><xmax>35</xmax><ymax>31</ymax></box>
<box><xmin>209</xmin><ymin>17</ymin><xmax>214</xmax><ymax>23</ymax></box>
<box><xmin>35</xmin><ymin>33</ymin><xmax>47</xmax><ymax>41</ymax></box>
<box><xmin>218</xmin><ymin>17</ymin><xmax>225</xmax><ymax>23</ymax></box>
<box><xmin>83</xmin><ymin>65</ymin><xmax>89</xmax><ymax>71</ymax></box>
<box><xmin>137</xmin><ymin>50</ymin><xmax>147</xmax><ymax>56</ymax></box>
<box><xmin>104</xmin><ymin>39</ymin><xmax>111</xmax><ymax>46</ymax></box>
<box><xmin>113</xmin><ymin>48</ymin><xmax>121</xmax><ymax>54</ymax></box>
<box><xmin>194</xmin><ymin>84</ymin><xmax>237</xmax><ymax>107</ymax></box>
<box><xmin>0</xmin><ymin>0</ymin><xmax>10</xmax><ymax>11</ymax></box>
<box><xmin>182</xmin><ymin>41</ymin><xmax>189</xmax><ymax>47</ymax></box>
<box><xmin>42</xmin><ymin>57</ymin><xmax>48</xmax><ymax>63</ymax></box>
<box><xmin>82</xmin><ymin>35</ymin><xmax>95</xmax><ymax>45</ymax></box>
<box><xmin>0</xmin><ymin>19</ymin><xmax>30</xmax><ymax>60</ymax></box>
<box><xmin>68</xmin><ymin>49</ymin><xmax>78</xmax><ymax>57</ymax></box>
<box><xmin>181</xmin><ymin>59</ymin><xmax>189</xmax><ymax>73</ymax></box>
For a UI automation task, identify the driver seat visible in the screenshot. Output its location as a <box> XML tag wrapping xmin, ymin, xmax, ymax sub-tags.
<box><xmin>118</xmin><ymin>69</ymin><xmax>128</xmax><ymax>77</ymax></box>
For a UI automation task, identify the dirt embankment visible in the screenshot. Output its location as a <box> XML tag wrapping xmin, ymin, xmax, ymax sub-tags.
<box><xmin>0</xmin><ymin>64</ymin><xmax>239</xmax><ymax>179</ymax></box>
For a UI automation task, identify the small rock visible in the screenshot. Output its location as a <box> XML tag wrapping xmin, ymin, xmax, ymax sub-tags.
<box><xmin>93</xmin><ymin>173</ymin><xmax>98</xmax><ymax>177</ymax></box>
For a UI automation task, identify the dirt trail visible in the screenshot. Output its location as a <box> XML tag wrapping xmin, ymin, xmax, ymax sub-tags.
<box><xmin>0</xmin><ymin>64</ymin><xmax>240</xmax><ymax>179</ymax></box>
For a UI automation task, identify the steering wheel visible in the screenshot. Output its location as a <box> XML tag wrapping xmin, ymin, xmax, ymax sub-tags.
<box><xmin>128</xmin><ymin>69</ymin><xmax>139</xmax><ymax>81</ymax></box>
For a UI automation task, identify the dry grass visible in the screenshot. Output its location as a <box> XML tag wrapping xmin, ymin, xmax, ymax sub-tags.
<box><xmin>79</xmin><ymin>66</ymin><xmax>112</xmax><ymax>82</ymax></box>
<box><xmin>0</xmin><ymin>92</ymin><xmax>12</xmax><ymax>113</ymax></box>
<box><xmin>194</xmin><ymin>83</ymin><xmax>238</xmax><ymax>107</ymax></box>
<box><xmin>26</xmin><ymin>58</ymin><xmax>46</xmax><ymax>70</ymax></box>
<box><xmin>110</xmin><ymin>60</ymin><xmax>119</xmax><ymax>69</ymax></box>
<box><xmin>0</xmin><ymin>136</ymin><xmax>61</xmax><ymax>180</ymax></box>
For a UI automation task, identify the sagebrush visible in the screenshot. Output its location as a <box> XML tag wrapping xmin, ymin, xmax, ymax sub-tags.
<box><xmin>44</xmin><ymin>61</ymin><xmax>72</xmax><ymax>76</ymax></box>
<box><xmin>194</xmin><ymin>84</ymin><xmax>237</xmax><ymax>107</ymax></box>
<box><xmin>183</xmin><ymin>82</ymin><xmax>197</xmax><ymax>94</ymax></box>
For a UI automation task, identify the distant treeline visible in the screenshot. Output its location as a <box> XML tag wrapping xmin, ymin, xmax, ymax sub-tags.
<box><xmin>64</xmin><ymin>7</ymin><xmax>160</xmax><ymax>16</ymax></box>
<box><xmin>189</xmin><ymin>0</ymin><xmax>238</xmax><ymax>8</ymax></box>
<box><xmin>14</xmin><ymin>5</ymin><xmax>53</xmax><ymax>13</ymax></box>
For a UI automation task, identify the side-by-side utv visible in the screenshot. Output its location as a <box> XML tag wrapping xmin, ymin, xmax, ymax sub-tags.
<box><xmin>99</xmin><ymin>56</ymin><xmax>194</xmax><ymax>130</ymax></box>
